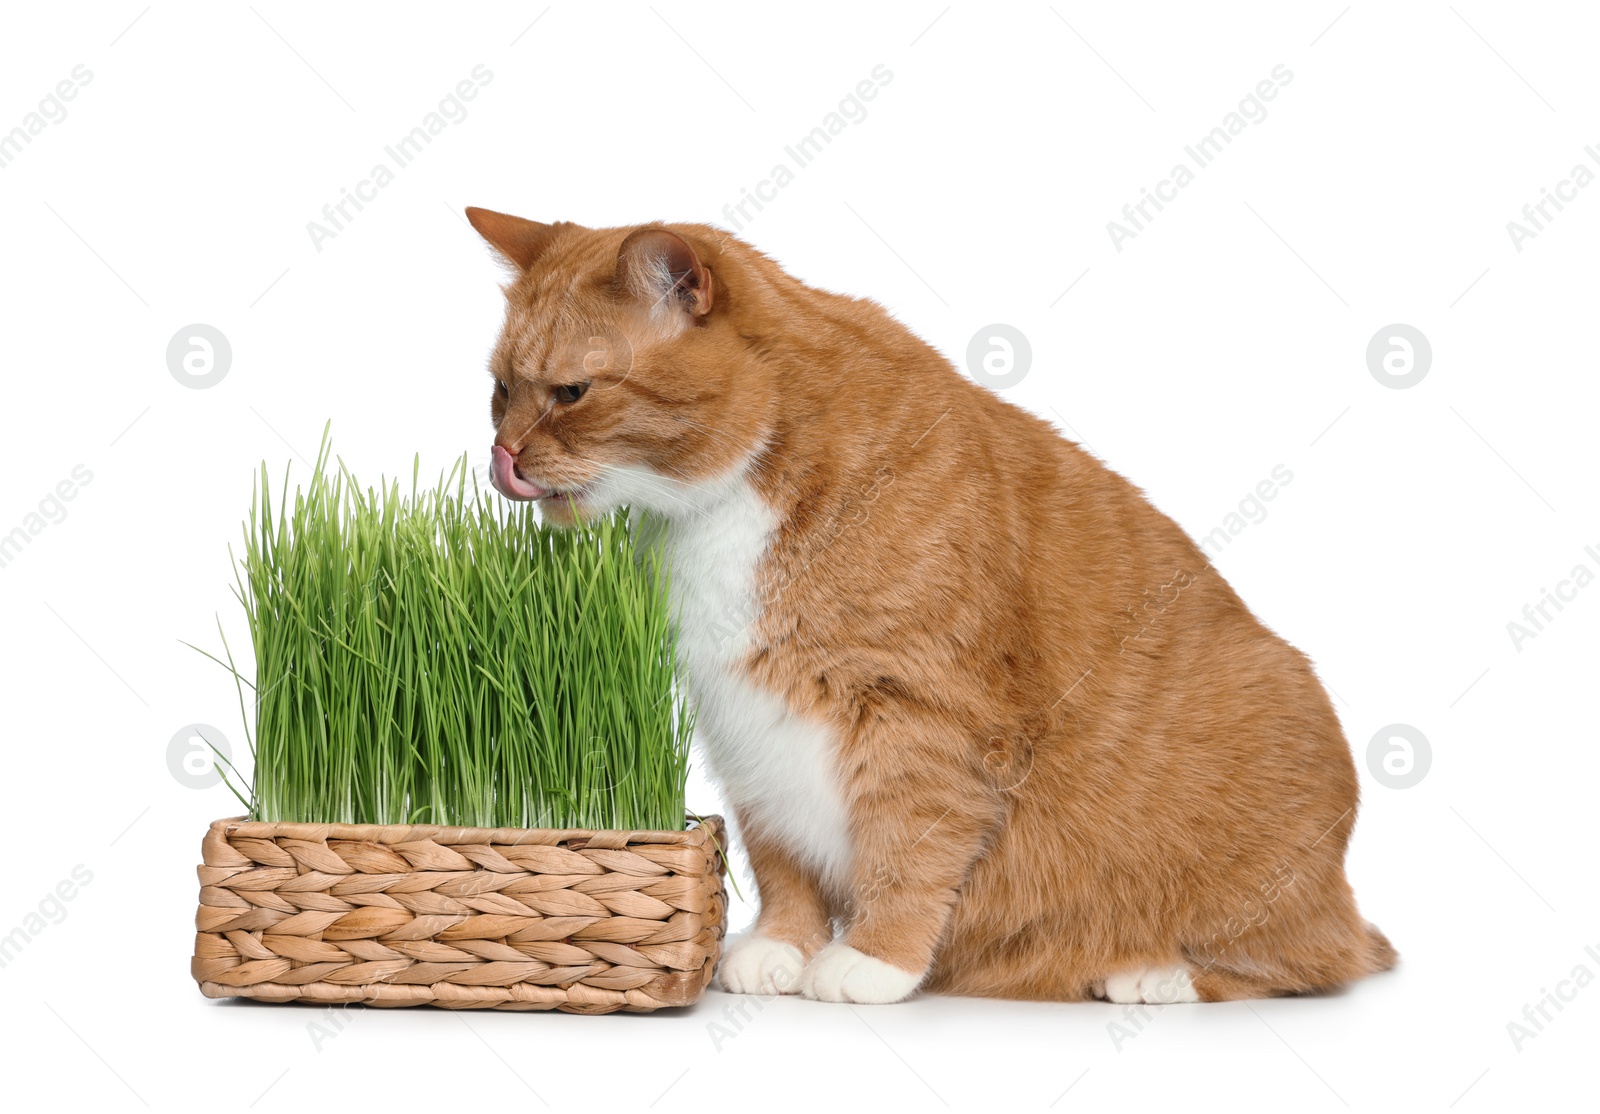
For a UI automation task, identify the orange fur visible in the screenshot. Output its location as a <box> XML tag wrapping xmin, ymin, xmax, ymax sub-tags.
<box><xmin>467</xmin><ymin>207</ymin><xmax>1395</xmax><ymax>1002</ymax></box>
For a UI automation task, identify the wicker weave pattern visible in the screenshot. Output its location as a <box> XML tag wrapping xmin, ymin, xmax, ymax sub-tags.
<box><xmin>193</xmin><ymin>815</ymin><xmax>727</xmax><ymax>1014</ymax></box>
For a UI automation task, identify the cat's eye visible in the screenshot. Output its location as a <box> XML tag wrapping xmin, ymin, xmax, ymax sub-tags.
<box><xmin>553</xmin><ymin>381</ymin><xmax>590</xmax><ymax>404</ymax></box>
<box><xmin>493</xmin><ymin>379</ymin><xmax>509</xmax><ymax>399</ymax></box>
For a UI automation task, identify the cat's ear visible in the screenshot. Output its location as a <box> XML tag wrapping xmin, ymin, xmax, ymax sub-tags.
<box><xmin>616</xmin><ymin>227</ymin><xmax>714</xmax><ymax>317</ymax></box>
<box><xmin>465</xmin><ymin>207</ymin><xmax>560</xmax><ymax>271</ymax></box>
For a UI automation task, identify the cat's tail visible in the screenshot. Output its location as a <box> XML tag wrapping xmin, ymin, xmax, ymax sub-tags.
<box><xmin>1364</xmin><ymin>922</ymin><xmax>1398</xmax><ymax>973</ymax></box>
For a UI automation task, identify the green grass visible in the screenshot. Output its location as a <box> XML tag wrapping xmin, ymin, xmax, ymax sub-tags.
<box><xmin>197</xmin><ymin>430</ymin><xmax>694</xmax><ymax>831</ymax></box>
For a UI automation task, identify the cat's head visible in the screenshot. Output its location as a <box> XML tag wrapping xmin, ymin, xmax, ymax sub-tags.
<box><xmin>467</xmin><ymin>208</ymin><xmax>770</xmax><ymax>525</ymax></box>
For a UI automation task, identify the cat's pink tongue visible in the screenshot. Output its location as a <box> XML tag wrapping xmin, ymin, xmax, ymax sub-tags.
<box><xmin>490</xmin><ymin>445</ymin><xmax>549</xmax><ymax>501</ymax></box>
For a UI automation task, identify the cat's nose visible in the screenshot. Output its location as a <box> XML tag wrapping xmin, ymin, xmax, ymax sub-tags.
<box><xmin>490</xmin><ymin>444</ymin><xmax>550</xmax><ymax>501</ymax></box>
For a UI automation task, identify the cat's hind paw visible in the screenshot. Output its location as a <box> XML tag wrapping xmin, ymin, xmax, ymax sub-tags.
<box><xmin>798</xmin><ymin>941</ymin><xmax>923</xmax><ymax>1004</ymax></box>
<box><xmin>716</xmin><ymin>932</ymin><xmax>807</xmax><ymax>996</ymax></box>
<box><xmin>1099</xmin><ymin>965</ymin><xmax>1199</xmax><ymax>1004</ymax></box>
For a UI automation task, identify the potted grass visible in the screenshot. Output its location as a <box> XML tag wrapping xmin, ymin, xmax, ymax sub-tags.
<box><xmin>190</xmin><ymin>434</ymin><xmax>726</xmax><ymax>1014</ymax></box>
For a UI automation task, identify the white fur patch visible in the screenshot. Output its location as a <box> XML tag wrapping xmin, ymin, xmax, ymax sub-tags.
<box><xmin>587</xmin><ymin>463</ymin><xmax>854</xmax><ymax>890</ymax></box>
<box><xmin>1101</xmin><ymin>965</ymin><xmax>1199</xmax><ymax>1004</ymax></box>
<box><xmin>717</xmin><ymin>932</ymin><xmax>806</xmax><ymax>995</ymax></box>
<box><xmin>800</xmin><ymin>941</ymin><xmax>923</xmax><ymax>1004</ymax></box>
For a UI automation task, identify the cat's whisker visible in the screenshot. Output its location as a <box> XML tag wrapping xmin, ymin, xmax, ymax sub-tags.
<box><xmin>667</xmin><ymin>414</ymin><xmax>785</xmax><ymax>486</ymax></box>
<box><xmin>649</xmin><ymin>412</ymin><xmax>793</xmax><ymax>499</ymax></box>
<box><xmin>566</xmin><ymin>454</ymin><xmax>719</xmax><ymax>522</ymax></box>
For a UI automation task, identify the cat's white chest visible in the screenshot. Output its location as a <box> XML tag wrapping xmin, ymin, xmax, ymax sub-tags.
<box><xmin>650</xmin><ymin>473</ymin><xmax>853</xmax><ymax>889</ymax></box>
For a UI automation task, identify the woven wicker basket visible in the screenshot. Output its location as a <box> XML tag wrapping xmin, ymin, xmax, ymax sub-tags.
<box><xmin>193</xmin><ymin>814</ymin><xmax>727</xmax><ymax>1014</ymax></box>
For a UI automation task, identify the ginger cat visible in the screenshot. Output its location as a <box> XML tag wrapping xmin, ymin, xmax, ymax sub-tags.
<box><xmin>467</xmin><ymin>207</ymin><xmax>1395</xmax><ymax>1005</ymax></box>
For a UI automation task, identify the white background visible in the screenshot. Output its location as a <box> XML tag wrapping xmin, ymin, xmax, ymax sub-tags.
<box><xmin>0</xmin><ymin>2</ymin><xmax>1594</xmax><ymax>1110</ymax></box>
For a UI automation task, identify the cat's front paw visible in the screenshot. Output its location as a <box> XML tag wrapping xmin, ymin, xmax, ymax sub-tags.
<box><xmin>798</xmin><ymin>941</ymin><xmax>923</xmax><ymax>1004</ymax></box>
<box><xmin>716</xmin><ymin>932</ymin><xmax>807</xmax><ymax>996</ymax></box>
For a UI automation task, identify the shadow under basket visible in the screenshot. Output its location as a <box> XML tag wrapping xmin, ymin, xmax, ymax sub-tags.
<box><xmin>193</xmin><ymin>814</ymin><xmax>728</xmax><ymax>1014</ymax></box>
